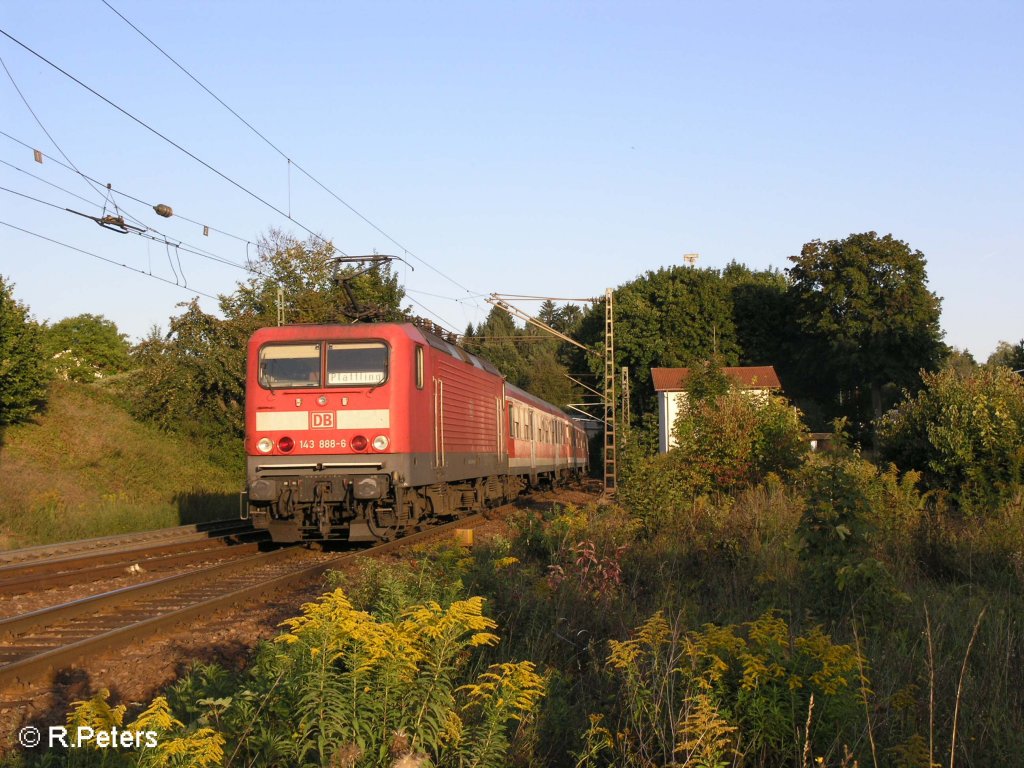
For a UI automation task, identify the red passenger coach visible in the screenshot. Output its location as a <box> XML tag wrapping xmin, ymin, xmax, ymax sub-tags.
<box><xmin>244</xmin><ymin>322</ymin><xmax>588</xmax><ymax>542</ymax></box>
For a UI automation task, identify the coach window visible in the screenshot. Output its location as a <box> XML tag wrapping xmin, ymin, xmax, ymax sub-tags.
<box><xmin>326</xmin><ymin>342</ymin><xmax>388</xmax><ymax>386</ymax></box>
<box><xmin>259</xmin><ymin>343</ymin><xmax>321</xmax><ymax>389</ymax></box>
<box><xmin>415</xmin><ymin>345</ymin><xmax>424</xmax><ymax>389</ymax></box>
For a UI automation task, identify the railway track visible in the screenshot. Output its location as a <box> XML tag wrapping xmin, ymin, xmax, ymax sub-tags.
<box><xmin>0</xmin><ymin>523</ymin><xmax>265</xmax><ymax>598</ymax></box>
<box><xmin>0</xmin><ymin>514</ymin><xmax>487</xmax><ymax>688</ymax></box>
<box><xmin>0</xmin><ymin>519</ymin><xmax>254</xmax><ymax>568</ymax></box>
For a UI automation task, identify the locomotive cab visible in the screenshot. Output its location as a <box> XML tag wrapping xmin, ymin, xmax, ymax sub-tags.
<box><xmin>245</xmin><ymin>327</ymin><xmax>412</xmax><ymax>542</ymax></box>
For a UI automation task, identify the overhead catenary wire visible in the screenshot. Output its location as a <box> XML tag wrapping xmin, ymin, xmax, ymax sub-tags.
<box><xmin>2</xmin><ymin>128</ymin><xmax>258</xmax><ymax>244</ymax></box>
<box><xmin>405</xmin><ymin>287</ymin><xmax>487</xmax><ymax>303</ymax></box>
<box><xmin>1</xmin><ymin>155</ymin><xmax>256</xmax><ymax>274</ymax></box>
<box><xmin>0</xmin><ymin>27</ymin><xmax>341</xmax><ymax>255</ymax></box>
<box><xmin>1</xmin><ymin>131</ymin><xmax>258</xmax><ymax>256</ymax></box>
<box><xmin>2</xmin><ymin>51</ymin><xmax>160</xmax><ymax>242</ymax></box>
<box><xmin>0</xmin><ymin>157</ymin><xmax>100</xmax><ymax>211</ymax></box>
<box><xmin>2</xmin><ymin>127</ymin><xmax>275</xmax><ymax>277</ymax></box>
<box><xmin>0</xmin><ymin>219</ymin><xmax>220</xmax><ymax>300</ymax></box>
<box><xmin>404</xmin><ymin>295</ymin><xmax>463</xmax><ymax>338</ymax></box>
<box><xmin>3</xmin><ymin>183</ymin><xmax>463</xmax><ymax>335</ymax></box>
<box><xmin>491</xmin><ymin>293</ymin><xmax>598</xmax><ymax>303</ymax></box>
<box><xmin>0</xmin><ymin>183</ymin><xmax>270</xmax><ymax>278</ymax></box>
<box><xmin>0</xmin><ymin>53</ymin><xmax>110</xmax><ymax>208</ymax></box>
<box><xmin>100</xmin><ymin>0</ymin><xmax>480</xmax><ymax>304</ymax></box>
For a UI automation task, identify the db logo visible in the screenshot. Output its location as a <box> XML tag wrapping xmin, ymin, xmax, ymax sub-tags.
<box><xmin>311</xmin><ymin>412</ymin><xmax>335</xmax><ymax>429</ymax></box>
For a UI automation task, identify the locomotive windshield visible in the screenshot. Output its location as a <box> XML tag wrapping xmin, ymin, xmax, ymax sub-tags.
<box><xmin>258</xmin><ymin>343</ymin><xmax>321</xmax><ymax>389</ymax></box>
<box><xmin>326</xmin><ymin>342</ymin><xmax>388</xmax><ymax>386</ymax></box>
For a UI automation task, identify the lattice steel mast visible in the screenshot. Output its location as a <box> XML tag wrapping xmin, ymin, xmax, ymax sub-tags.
<box><xmin>603</xmin><ymin>288</ymin><xmax>616</xmax><ymax>495</ymax></box>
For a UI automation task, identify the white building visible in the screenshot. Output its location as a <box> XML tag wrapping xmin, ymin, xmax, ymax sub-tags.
<box><xmin>652</xmin><ymin>366</ymin><xmax>782</xmax><ymax>453</ymax></box>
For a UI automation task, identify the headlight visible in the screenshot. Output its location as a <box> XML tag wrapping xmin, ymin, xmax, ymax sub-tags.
<box><xmin>372</xmin><ymin>435</ymin><xmax>389</xmax><ymax>451</ymax></box>
<box><xmin>257</xmin><ymin>438</ymin><xmax>273</xmax><ymax>454</ymax></box>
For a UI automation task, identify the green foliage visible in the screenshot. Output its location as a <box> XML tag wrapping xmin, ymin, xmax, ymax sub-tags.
<box><xmin>462</xmin><ymin>303</ymin><xmax>582</xmax><ymax>409</ymax></box>
<box><xmin>468</xmin><ymin>306</ymin><xmax>529</xmax><ymax>387</ymax></box>
<box><xmin>796</xmin><ymin>429</ymin><xmax>910</xmax><ymax>618</ymax></box>
<box><xmin>0</xmin><ymin>380</ymin><xmax>239</xmax><ymax>549</ymax></box>
<box><xmin>684</xmin><ymin>359</ymin><xmax>733</xmax><ymax>403</ymax></box>
<box><xmin>679</xmin><ymin>385</ymin><xmax>806</xmax><ymax>496</ymax></box>
<box><xmin>329</xmin><ymin>541</ymin><xmax>473</xmax><ymax>621</ymax></box>
<box><xmin>220</xmin><ymin>229</ymin><xmax>407</xmax><ymax>326</ymax></box>
<box><xmin>722</xmin><ymin>261</ymin><xmax>794</xmax><ymax>369</ymax></box>
<box><xmin>42</xmin><ymin>581</ymin><xmax>544</xmax><ymax>768</ymax></box>
<box><xmin>122</xmin><ymin>302</ymin><xmax>247</xmax><ymax>463</ymax></box>
<box><xmin>0</xmin><ymin>275</ymin><xmax>51</xmax><ymax>428</ymax></box>
<box><xmin>787</xmin><ymin>231</ymin><xmax>946</xmax><ymax>423</ymax></box>
<box><xmin>40</xmin><ymin>313</ymin><xmax>131</xmax><ymax>382</ymax></box>
<box><xmin>877</xmin><ymin>365</ymin><xmax>1024</xmax><ymax>513</ymax></box>
<box><xmin>39</xmin><ymin>687</ymin><xmax>224</xmax><ymax>768</ymax></box>
<box><xmin>987</xmin><ymin>339</ymin><xmax>1024</xmax><ymax>372</ymax></box>
<box><xmin>521</xmin><ymin>346</ymin><xmax>577</xmax><ymax>409</ymax></box>
<box><xmin>943</xmin><ymin>347</ymin><xmax>979</xmax><ymax>377</ymax></box>
<box><xmin>619</xmin><ymin>380</ymin><xmax>806</xmax><ymax>531</ymax></box>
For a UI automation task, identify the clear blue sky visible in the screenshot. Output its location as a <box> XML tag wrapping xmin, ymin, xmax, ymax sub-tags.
<box><xmin>1</xmin><ymin>1</ymin><xmax>1021</xmax><ymax>358</ymax></box>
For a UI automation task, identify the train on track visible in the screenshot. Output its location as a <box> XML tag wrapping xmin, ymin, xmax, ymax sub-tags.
<box><xmin>244</xmin><ymin>322</ymin><xmax>589</xmax><ymax>543</ymax></box>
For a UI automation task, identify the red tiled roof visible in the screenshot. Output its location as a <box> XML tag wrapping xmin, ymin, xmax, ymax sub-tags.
<box><xmin>651</xmin><ymin>366</ymin><xmax>781</xmax><ymax>392</ymax></box>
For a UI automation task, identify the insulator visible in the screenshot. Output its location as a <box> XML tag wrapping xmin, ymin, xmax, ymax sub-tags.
<box><xmin>153</xmin><ymin>203</ymin><xmax>173</xmax><ymax>218</ymax></box>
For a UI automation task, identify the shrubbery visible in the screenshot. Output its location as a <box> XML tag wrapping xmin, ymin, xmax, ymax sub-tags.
<box><xmin>878</xmin><ymin>365</ymin><xmax>1024</xmax><ymax>514</ymax></box>
<box><xmin>578</xmin><ymin>611</ymin><xmax>864</xmax><ymax>768</ymax></box>
<box><xmin>619</xmin><ymin>362</ymin><xmax>807</xmax><ymax>527</ymax></box>
<box><xmin>42</xmin><ymin>546</ymin><xmax>543</xmax><ymax>768</ymax></box>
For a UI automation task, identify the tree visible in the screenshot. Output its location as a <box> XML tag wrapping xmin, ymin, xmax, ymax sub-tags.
<box><xmin>220</xmin><ymin>229</ymin><xmax>408</xmax><ymax>327</ymax></box>
<box><xmin>988</xmin><ymin>340</ymin><xmax>1024</xmax><ymax>372</ymax></box>
<box><xmin>722</xmin><ymin>261</ymin><xmax>794</xmax><ymax>369</ymax></box>
<box><xmin>575</xmin><ymin>266</ymin><xmax>739</xmax><ymax>430</ymax></box>
<box><xmin>127</xmin><ymin>301</ymin><xmax>247</xmax><ymax>442</ymax></box>
<box><xmin>0</xmin><ymin>276</ymin><xmax>51</xmax><ymax>428</ymax></box>
<box><xmin>469</xmin><ymin>306</ymin><xmax>528</xmax><ymax>386</ymax></box>
<box><xmin>787</xmin><ymin>232</ymin><xmax>946</xmax><ymax>424</ymax></box>
<box><xmin>521</xmin><ymin>346</ymin><xmax>576</xmax><ymax>408</ymax></box>
<box><xmin>943</xmin><ymin>347</ymin><xmax>978</xmax><ymax>377</ymax></box>
<box><xmin>41</xmin><ymin>313</ymin><xmax>131</xmax><ymax>382</ymax></box>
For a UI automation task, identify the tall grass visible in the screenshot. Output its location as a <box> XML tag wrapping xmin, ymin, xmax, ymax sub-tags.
<box><xmin>464</xmin><ymin>470</ymin><xmax>1024</xmax><ymax>766</ymax></box>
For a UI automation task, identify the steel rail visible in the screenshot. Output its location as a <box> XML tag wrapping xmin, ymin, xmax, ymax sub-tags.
<box><xmin>0</xmin><ymin>527</ymin><xmax>260</xmax><ymax>577</ymax></box>
<box><xmin>0</xmin><ymin>519</ymin><xmax>252</xmax><ymax>567</ymax></box>
<box><xmin>0</xmin><ymin>514</ymin><xmax>485</xmax><ymax>688</ymax></box>
<box><xmin>0</xmin><ymin>539</ymin><xmax>264</xmax><ymax>597</ymax></box>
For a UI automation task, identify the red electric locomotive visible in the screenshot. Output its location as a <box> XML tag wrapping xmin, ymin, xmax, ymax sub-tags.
<box><xmin>244</xmin><ymin>322</ymin><xmax>589</xmax><ymax>542</ymax></box>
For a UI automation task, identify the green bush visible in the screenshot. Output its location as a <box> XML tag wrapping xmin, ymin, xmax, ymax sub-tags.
<box><xmin>619</xmin><ymin>378</ymin><xmax>807</xmax><ymax>529</ymax></box>
<box><xmin>795</xmin><ymin>436</ymin><xmax>912</xmax><ymax>620</ymax></box>
<box><xmin>878</xmin><ymin>365</ymin><xmax>1024</xmax><ymax>514</ymax></box>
